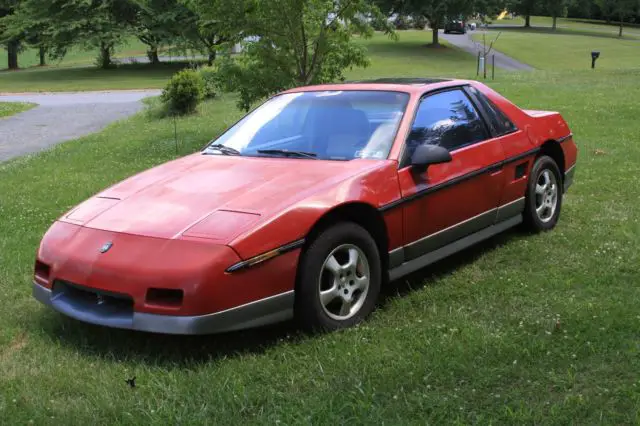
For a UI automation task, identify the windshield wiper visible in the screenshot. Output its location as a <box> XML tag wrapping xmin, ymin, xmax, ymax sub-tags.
<box><xmin>257</xmin><ymin>149</ymin><xmax>318</xmax><ymax>159</ymax></box>
<box><xmin>205</xmin><ymin>143</ymin><xmax>241</xmax><ymax>156</ymax></box>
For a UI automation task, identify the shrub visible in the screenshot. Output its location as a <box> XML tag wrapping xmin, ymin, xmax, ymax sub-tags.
<box><xmin>413</xmin><ymin>15</ymin><xmax>428</xmax><ymax>30</ymax></box>
<box><xmin>198</xmin><ymin>65</ymin><xmax>218</xmax><ymax>100</ymax></box>
<box><xmin>394</xmin><ymin>15</ymin><xmax>411</xmax><ymax>30</ymax></box>
<box><xmin>161</xmin><ymin>69</ymin><xmax>204</xmax><ymax>116</ymax></box>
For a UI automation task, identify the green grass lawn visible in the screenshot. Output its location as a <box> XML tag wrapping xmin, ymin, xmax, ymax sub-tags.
<box><xmin>0</xmin><ymin>31</ymin><xmax>471</xmax><ymax>93</ymax></box>
<box><xmin>0</xmin><ymin>101</ymin><xmax>35</xmax><ymax>118</ymax></box>
<box><xmin>0</xmin><ymin>37</ymin><xmax>203</xmax><ymax>92</ymax></box>
<box><xmin>0</xmin><ymin>38</ymin><xmax>169</xmax><ymax>71</ymax></box>
<box><xmin>0</xmin><ymin>62</ymin><xmax>197</xmax><ymax>93</ymax></box>
<box><xmin>1</xmin><ymin>31</ymin><xmax>640</xmax><ymax>424</ymax></box>
<box><xmin>473</xmin><ymin>29</ymin><xmax>640</xmax><ymax>70</ymax></box>
<box><xmin>494</xmin><ymin>15</ymin><xmax>640</xmax><ymax>37</ymax></box>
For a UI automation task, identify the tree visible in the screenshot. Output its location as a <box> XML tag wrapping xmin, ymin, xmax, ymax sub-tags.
<box><xmin>377</xmin><ymin>0</ymin><xmax>475</xmax><ymax>46</ymax></box>
<box><xmin>181</xmin><ymin>0</ymin><xmax>250</xmax><ymax>66</ymax></box>
<box><xmin>211</xmin><ymin>0</ymin><xmax>392</xmax><ymax>111</ymax></box>
<box><xmin>135</xmin><ymin>0</ymin><xmax>194</xmax><ymax>64</ymax></box>
<box><xmin>8</xmin><ymin>0</ymin><xmax>138</xmax><ymax>69</ymax></box>
<box><xmin>508</xmin><ymin>0</ymin><xmax>539</xmax><ymax>27</ymax></box>
<box><xmin>0</xmin><ymin>0</ymin><xmax>20</xmax><ymax>69</ymax></box>
<box><xmin>596</xmin><ymin>0</ymin><xmax>640</xmax><ymax>36</ymax></box>
<box><xmin>475</xmin><ymin>0</ymin><xmax>510</xmax><ymax>17</ymax></box>
<box><xmin>545</xmin><ymin>0</ymin><xmax>570</xmax><ymax>30</ymax></box>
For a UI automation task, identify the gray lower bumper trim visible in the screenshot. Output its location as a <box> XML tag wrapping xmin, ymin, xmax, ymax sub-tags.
<box><xmin>564</xmin><ymin>165</ymin><xmax>576</xmax><ymax>193</ymax></box>
<box><xmin>33</xmin><ymin>283</ymin><xmax>294</xmax><ymax>335</ymax></box>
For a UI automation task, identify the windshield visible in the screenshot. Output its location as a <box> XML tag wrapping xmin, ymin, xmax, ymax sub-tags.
<box><xmin>204</xmin><ymin>90</ymin><xmax>410</xmax><ymax>161</ymax></box>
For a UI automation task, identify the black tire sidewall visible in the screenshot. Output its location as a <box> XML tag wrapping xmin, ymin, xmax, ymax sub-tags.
<box><xmin>295</xmin><ymin>222</ymin><xmax>381</xmax><ymax>331</ymax></box>
<box><xmin>524</xmin><ymin>155</ymin><xmax>563</xmax><ymax>232</ymax></box>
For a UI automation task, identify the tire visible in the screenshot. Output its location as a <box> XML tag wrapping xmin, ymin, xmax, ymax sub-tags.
<box><xmin>295</xmin><ymin>222</ymin><xmax>382</xmax><ymax>332</ymax></box>
<box><xmin>523</xmin><ymin>155</ymin><xmax>563</xmax><ymax>232</ymax></box>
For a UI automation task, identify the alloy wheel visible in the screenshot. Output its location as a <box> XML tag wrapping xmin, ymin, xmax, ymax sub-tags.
<box><xmin>318</xmin><ymin>244</ymin><xmax>370</xmax><ymax>321</ymax></box>
<box><xmin>535</xmin><ymin>169</ymin><xmax>559</xmax><ymax>223</ymax></box>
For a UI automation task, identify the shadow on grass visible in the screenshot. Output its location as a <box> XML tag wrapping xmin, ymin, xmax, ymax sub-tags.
<box><xmin>487</xmin><ymin>25</ymin><xmax>640</xmax><ymax>40</ymax></box>
<box><xmin>35</xmin><ymin>228</ymin><xmax>524</xmax><ymax>367</ymax></box>
<box><xmin>0</xmin><ymin>61</ymin><xmax>198</xmax><ymax>75</ymax></box>
<box><xmin>365</xmin><ymin>39</ymin><xmax>455</xmax><ymax>57</ymax></box>
<box><xmin>567</xmin><ymin>18</ymin><xmax>640</xmax><ymax>30</ymax></box>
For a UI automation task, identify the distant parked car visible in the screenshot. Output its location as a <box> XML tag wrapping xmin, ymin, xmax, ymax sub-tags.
<box><xmin>33</xmin><ymin>78</ymin><xmax>577</xmax><ymax>335</ymax></box>
<box><xmin>444</xmin><ymin>20</ymin><xmax>467</xmax><ymax>34</ymax></box>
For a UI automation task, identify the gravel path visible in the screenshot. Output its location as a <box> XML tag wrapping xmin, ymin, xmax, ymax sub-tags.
<box><xmin>0</xmin><ymin>90</ymin><xmax>160</xmax><ymax>163</ymax></box>
<box><xmin>440</xmin><ymin>30</ymin><xmax>534</xmax><ymax>72</ymax></box>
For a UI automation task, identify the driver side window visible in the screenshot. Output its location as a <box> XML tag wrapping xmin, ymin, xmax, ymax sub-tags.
<box><xmin>406</xmin><ymin>89</ymin><xmax>489</xmax><ymax>159</ymax></box>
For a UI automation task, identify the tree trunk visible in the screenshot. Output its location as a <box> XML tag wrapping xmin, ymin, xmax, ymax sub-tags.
<box><xmin>552</xmin><ymin>15</ymin><xmax>557</xmax><ymax>31</ymax></box>
<box><xmin>431</xmin><ymin>24</ymin><xmax>440</xmax><ymax>46</ymax></box>
<box><xmin>619</xmin><ymin>18</ymin><xmax>623</xmax><ymax>37</ymax></box>
<box><xmin>147</xmin><ymin>46</ymin><xmax>160</xmax><ymax>65</ymax></box>
<box><xmin>7</xmin><ymin>40</ymin><xmax>19</xmax><ymax>70</ymax></box>
<box><xmin>207</xmin><ymin>49</ymin><xmax>216</xmax><ymax>66</ymax></box>
<box><xmin>98</xmin><ymin>42</ymin><xmax>113</xmax><ymax>69</ymax></box>
<box><xmin>39</xmin><ymin>46</ymin><xmax>46</xmax><ymax>66</ymax></box>
<box><xmin>525</xmin><ymin>15</ymin><xmax>531</xmax><ymax>28</ymax></box>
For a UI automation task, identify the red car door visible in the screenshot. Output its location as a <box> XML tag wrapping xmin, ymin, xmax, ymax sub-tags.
<box><xmin>394</xmin><ymin>88</ymin><xmax>506</xmax><ymax>261</ymax></box>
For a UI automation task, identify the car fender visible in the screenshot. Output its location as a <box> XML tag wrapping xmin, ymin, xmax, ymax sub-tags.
<box><xmin>228</xmin><ymin>161</ymin><xmax>402</xmax><ymax>260</ymax></box>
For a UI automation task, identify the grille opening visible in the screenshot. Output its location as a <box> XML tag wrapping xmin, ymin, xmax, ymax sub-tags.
<box><xmin>146</xmin><ymin>288</ymin><xmax>184</xmax><ymax>308</ymax></box>
<box><xmin>54</xmin><ymin>281</ymin><xmax>134</xmax><ymax>311</ymax></box>
<box><xmin>34</xmin><ymin>261</ymin><xmax>50</xmax><ymax>283</ymax></box>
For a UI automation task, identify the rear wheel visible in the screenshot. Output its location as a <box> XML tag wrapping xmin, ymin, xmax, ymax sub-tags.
<box><xmin>295</xmin><ymin>222</ymin><xmax>381</xmax><ymax>332</ymax></box>
<box><xmin>523</xmin><ymin>155</ymin><xmax>563</xmax><ymax>232</ymax></box>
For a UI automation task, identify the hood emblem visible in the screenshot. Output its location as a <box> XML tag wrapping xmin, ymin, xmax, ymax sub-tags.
<box><xmin>100</xmin><ymin>242</ymin><xmax>113</xmax><ymax>253</ymax></box>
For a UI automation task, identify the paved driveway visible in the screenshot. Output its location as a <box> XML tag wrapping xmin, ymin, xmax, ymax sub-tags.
<box><xmin>440</xmin><ymin>30</ymin><xmax>534</xmax><ymax>72</ymax></box>
<box><xmin>0</xmin><ymin>90</ymin><xmax>160</xmax><ymax>163</ymax></box>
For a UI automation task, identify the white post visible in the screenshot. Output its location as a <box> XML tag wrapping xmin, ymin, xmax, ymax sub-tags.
<box><xmin>479</xmin><ymin>55</ymin><xmax>486</xmax><ymax>75</ymax></box>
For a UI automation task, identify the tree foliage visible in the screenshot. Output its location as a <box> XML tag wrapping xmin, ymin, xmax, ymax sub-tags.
<box><xmin>211</xmin><ymin>0</ymin><xmax>393</xmax><ymax>111</ymax></box>
<box><xmin>545</xmin><ymin>0</ymin><xmax>570</xmax><ymax>29</ymax></box>
<box><xmin>376</xmin><ymin>0</ymin><xmax>477</xmax><ymax>45</ymax></box>
<box><xmin>135</xmin><ymin>0</ymin><xmax>194</xmax><ymax>64</ymax></box>
<box><xmin>507</xmin><ymin>0</ymin><xmax>539</xmax><ymax>27</ymax></box>
<box><xmin>6</xmin><ymin>0</ymin><xmax>138</xmax><ymax>68</ymax></box>
<box><xmin>181</xmin><ymin>0</ymin><xmax>248</xmax><ymax>65</ymax></box>
<box><xmin>596</xmin><ymin>0</ymin><xmax>640</xmax><ymax>35</ymax></box>
<box><xmin>0</xmin><ymin>0</ymin><xmax>21</xmax><ymax>69</ymax></box>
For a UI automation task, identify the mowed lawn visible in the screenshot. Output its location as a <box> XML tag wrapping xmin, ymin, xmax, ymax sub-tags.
<box><xmin>494</xmin><ymin>15</ymin><xmax>640</xmax><ymax>38</ymax></box>
<box><xmin>0</xmin><ymin>38</ymin><xmax>179</xmax><ymax>70</ymax></box>
<box><xmin>474</xmin><ymin>30</ymin><xmax>640</xmax><ymax>70</ymax></box>
<box><xmin>1</xmin><ymin>31</ymin><xmax>640</xmax><ymax>424</ymax></box>
<box><xmin>0</xmin><ymin>101</ymin><xmax>35</xmax><ymax>118</ymax></box>
<box><xmin>0</xmin><ymin>62</ymin><xmax>195</xmax><ymax>93</ymax></box>
<box><xmin>0</xmin><ymin>37</ymin><xmax>202</xmax><ymax>92</ymax></box>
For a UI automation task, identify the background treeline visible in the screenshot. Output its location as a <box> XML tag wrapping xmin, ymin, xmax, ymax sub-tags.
<box><xmin>1</xmin><ymin>0</ymin><xmax>638</xmax><ymax>71</ymax></box>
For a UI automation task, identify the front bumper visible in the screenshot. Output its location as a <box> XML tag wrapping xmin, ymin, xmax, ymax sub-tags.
<box><xmin>33</xmin><ymin>281</ymin><xmax>294</xmax><ymax>335</ymax></box>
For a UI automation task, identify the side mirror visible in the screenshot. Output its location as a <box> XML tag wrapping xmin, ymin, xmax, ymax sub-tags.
<box><xmin>411</xmin><ymin>144</ymin><xmax>452</xmax><ymax>172</ymax></box>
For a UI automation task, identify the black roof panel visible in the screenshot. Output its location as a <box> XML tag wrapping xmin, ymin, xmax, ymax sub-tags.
<box><xmin>347</xmin><ymin>78</ymin><xmax>450</xmax><ymax>86</ymax></box>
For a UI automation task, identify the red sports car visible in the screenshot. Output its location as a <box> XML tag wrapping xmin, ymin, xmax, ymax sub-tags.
<box><xmin>33</xmin><ymin>78</ymin><xmax>577</xmax><ymax>334</ymax></box>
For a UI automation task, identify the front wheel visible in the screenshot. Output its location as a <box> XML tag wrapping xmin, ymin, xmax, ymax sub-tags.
<box><xmin>523</xmin><ymin>155</ymin><xmax>563</xmax><ymax>232</ymax></box>
<box><xmin>294</xmin><ymin>222</ymin><xmax>381</xmax><ymax>332</ymax></box>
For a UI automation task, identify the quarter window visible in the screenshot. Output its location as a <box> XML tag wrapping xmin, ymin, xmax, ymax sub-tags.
<box><xmin>406</xmin><ymin>89</ymin><xmax>488</xmax><ymax>158</ymax></box>
<box><xmin>467</xmin><ymin>86</ymin><xmax>517</xmax><ymax>136</ymax></box>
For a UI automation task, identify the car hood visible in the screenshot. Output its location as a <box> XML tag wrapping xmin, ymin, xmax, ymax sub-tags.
<box><xmin>62</xmin><ymin>153</ymin><xmax>384</xmax><ymax>241</ymax></box>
